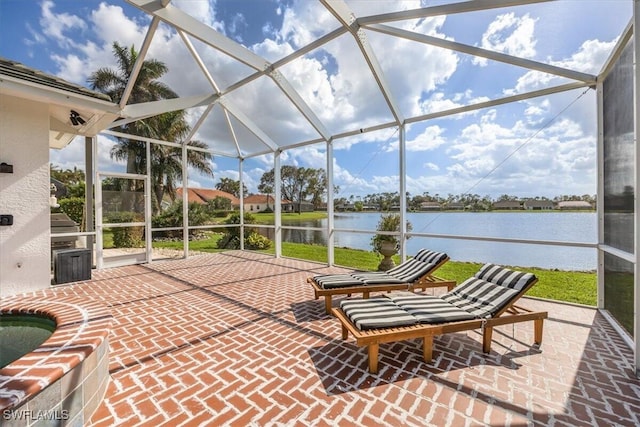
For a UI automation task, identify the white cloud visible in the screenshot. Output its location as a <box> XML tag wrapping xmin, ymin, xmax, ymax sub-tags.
<box><xmin>174</xmin><ymin>0</ymin><xmax>218</xmax><ymax>28</ymax></box>
<box><xmin>333</xmin><ymin>162</ymin><xmax>385</xmax><ymax>196</ymax></box>
<box><xmin>385</xmin><ymin>125</ymin><xmax>446</xmax><ymax>153</ymax></box>
<box><xmin>419</xmin><ymin>91</ymin><xmax>491</xmax><ymax>118</ymax></box>
<box><xmin>474</xmin><ymin>13</ymin><xmax>537</xmax><ymax>67</ymax></box>
<box><xmin>437</xmin><ymin>107</ymin><xmax>596</xmax><ymax>197</ymax></box>
<box><xmin>511</xmin><ymin>38</ymin><xmax>617</xmax><ymax>94</ymax></box>
<box><xmin>278</xmin><ymin>1</ymin><xmax>338</xmax><ymax>47</ymax></box>
<box><xmin>39</xmin><ymin>0</ymin><xmax>87</xmax><ymax>49</ymax></box>
<box><xmin>50</xmin><ymin>2</ymin><xmax>148</xmax><ymax>84</ymax></box>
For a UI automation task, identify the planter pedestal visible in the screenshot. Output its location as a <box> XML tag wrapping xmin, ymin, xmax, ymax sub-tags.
<box><xmin>377</xmin><ymin>242</ymin><xmax>397</xmax><ymax>271</ymax></box>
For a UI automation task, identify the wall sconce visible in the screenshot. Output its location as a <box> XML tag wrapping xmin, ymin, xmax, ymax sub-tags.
<box><xmin>69</xmin><ymin>110</ymin><xmax>86</xmax><ymax>126</ymax></box>
<box><xmin>0</xmin><ymin>162</ymin><xmax>13</xmax><ymax>173</ymax></box>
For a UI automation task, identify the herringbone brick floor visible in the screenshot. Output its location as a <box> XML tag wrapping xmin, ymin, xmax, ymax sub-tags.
<box><xmin>47</xmin><ymin>251</ymin><xmax>640</xmax><ymax>426</ymax></box>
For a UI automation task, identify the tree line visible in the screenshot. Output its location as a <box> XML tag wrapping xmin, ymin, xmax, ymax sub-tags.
<box><xmin>52</xmin><ymin>161</ymin><xmax>596</xmax><ymax>214</ymax></box>
<box><xmin>337</xmin><ymin>192</ymin><xmax>596</xmax><ymax>212</ymax></box>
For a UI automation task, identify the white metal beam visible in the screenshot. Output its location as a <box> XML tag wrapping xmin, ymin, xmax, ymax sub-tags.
<box><xmin>599</xmin><ymin>19</ymin><xmax>634</xmax><ymax>81</ymax></box>
<box><xmin>115</xmin><ymin>94</ymin><xmax>217</xmax><ymax>125</ymax></box>
<box><xmin>224</xmin><ymin>27</ymin><xmax>347</xmax><ymax>94</ymax></box>
<box><xmin>178</xmin><ymin>30</ymin><xmax>242</xmax><ymax>156</ymax></box>
<box><xmin>128</xmin><ymin>0</ymin><xmax>331</xmax><ymax>142</ymax></box>
<box><xmin>267</xmin><ymin>67</ymin><xmax>331</xmax><ymax>140</ymax></box>
<box><xmin>407</xmin><ymin>81</ymin><xmax>589</xmax><ymax>124</ymax></box>
<box><xmin>182</xmin><ymin>143</ymin><xmax>189</xmax><ymax>257</ymax></box>
<box><xmin>321</xmin><ymin>0</ymin><xmax>404</xmax><ymax>124</ymax></box>
<box><xmin>128</xmin><ymin>0</ymin><xmax>268</xmax><ymax>69</ymax></box>
<box><xmin>398</xmin><ymin>124</ymin><xmax>407</xmax><ymax>261</ymax></box>
<box><xmin>358</xmin><ymin>0</ymin><xmax>555</xmax><ymax>25</ymax></box>
<box><xmin>596</xmin><ymin>79</ymin><xmax>605</xmax><ymax>311</ymax></box>
<box><xmin>274</xmin><ymin>152</ymin><xmax>282</xmax><ymax>258</ymax></box>
<box><xmin>633</xmin><ymin>0</ymin><xmax>640</xmax><ymax>379</ymax></box>
<box><xmin>217</xmin><ymin>96</ymin><xmax>279</xmax><ymax>152</ymax></box>
<box><xmin>326</xmin><ymin>140</ymin><xmax>335</xmax><ymax>266</ymax></box>
<box><xmin>183</xmin><ymin>103</ymin><xmax>215</xmax><ymax>145</ymax></box>
<box><xmin>120</xmin><ymin>16</ymin><xmax>160</xmax><ymax>109</ymax></box>
<box><xmin>367</xmin><ymin>23</ymin><xmax>596</xmax><ymax>85</ymax></box>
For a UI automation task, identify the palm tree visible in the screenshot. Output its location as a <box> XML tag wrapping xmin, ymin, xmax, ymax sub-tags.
<box><xmin>88</xmin><ymin>42</ymin><xmax>213</xmax><ymax>213</ymax></box>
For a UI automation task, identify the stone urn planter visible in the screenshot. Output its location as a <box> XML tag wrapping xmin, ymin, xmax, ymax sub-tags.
<box><xmin>377</xmin><ymin>240</ymin><xmax>398</xmax><ymax>271</ymax></box>
<box><xmin>371</xmin><ymin>213</ymin><xmax>412</xmax><ymax>271</ymax></box>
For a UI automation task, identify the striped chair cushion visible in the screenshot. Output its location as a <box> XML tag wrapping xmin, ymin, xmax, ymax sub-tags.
<box><xmin>385</xmin><ymin>259</ymin><xmax>436</xmax><ymax>282</ymax></box>
<box><xmin>314</xmin><ymin>274</ymin><xmax>365</xmax><ymax>289</ymax></box>
<box><xmin>340</xmin><ymin>297</ymin><xmax>418</xmax><ymax>330</ymax></box>
<box><xmin>352</xmin><ymin>271</ymin><xmax>406</xmax><ymax>285</ymax></box>
<box><xmin>441</xmin><ymin>277</ymin><xmax>520</xmax><ymax>318</ymax></box>
<box><xmin>413</xmin><ymin>249</ymin><xmax>447</xmax><ymax>265</ymax></box>
<box><xmin>387</xmin><ymin>292</ymin><xmax>476</xmax><ymax>323</ymax></box>
<box><xmin>474</xmin><ymin>263</ymin><xmax>536</xmax><ymax>291</ymax></box>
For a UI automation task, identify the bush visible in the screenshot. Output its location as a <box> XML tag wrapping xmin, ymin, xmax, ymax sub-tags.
<box><xmin>106</xmin><ymin>211</ymin><xmax>143</xmax><ymax>248</ymax></box>
<box><xmin>152</xmin><ymin>201</ymin><xmax>210</xmax><ymax>238</ymax></box>
<box><xmin>216</xmin><ymin>211</ymin><xmax>272</xmax><ymax>249</ymax></box>
<box><xmin>245</xmin><ymin>232</ymin><xmax>272</xmax><ymax>250</ymax></box>
<box><xmin>222</xmin><ymin>211</ymin><xmax>257</xmax><ymax>238</ymax></box>
<box><xmin>370</xmin><ymin>213</ymin><xmax>412</xmax><ymax>254</ymax></box>
<box><xmin>58</xmin><ymin>197</ymin><xmax>85</xmax><ymax>226</ymax></box>
<box><xmin>206</xmin><ymin>196</ymin><xmax>231</xmax><ymax>211</ymax></box>
<box><xmin>212</xmin><ymin>210</ymin><xmax>232</xmax><ymax>218</ymax></box>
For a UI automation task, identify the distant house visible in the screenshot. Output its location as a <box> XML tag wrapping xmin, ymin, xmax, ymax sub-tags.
<box><xmin>336</xmin><ymin>202</ymin><xmax>355</xmax><ymax>211</ymax></box>
<box><xmin>557</xmin><ymin>200</ymin><xmax>593</xmax><ymax>210</ymax></box>
<box><xmin>446</xmin><ymin>202</ymin><xmax>465</xmax><ymax>211</ymax></box>
<box><xmin>492</xmin><ymin>201</ymin><xmax>522</xmax><ymax>210</ymax></box>
<box><xmin>523</xmin><ymin>199</ymin><xmax>554</xmax><ymax>210</ymax></box>
<box><xmin>244</xmin><ymin>194</ymin><xmax>278</xmax><ymax>212</ymax></box>
<box><xmin>289</xmin><ymin>201</ymin><xmax>314</xmax><ymax>212</ymax></box>
<box><xmin>174</xmin><ymin>187</ymin><xmax>240</xmax><ymax>208</ymax></box>
<box><xmin>419</xmin><ymin>201</ymin><xmax>441</xmax><ymax>211</ymax></box>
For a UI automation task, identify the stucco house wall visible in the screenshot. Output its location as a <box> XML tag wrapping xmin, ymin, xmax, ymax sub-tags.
<box><xmin>0</xmin><ymin>95</ymin><xmax>51</xmax><ymax>297</ymax></box>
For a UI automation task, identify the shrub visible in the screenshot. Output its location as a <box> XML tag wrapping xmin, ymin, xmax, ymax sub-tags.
<box><xmin>216</xmin><ymin>211</ymin><xmax>272</xmax><ymax>249</ymax></box>
<box><xmin>370</xmin><ymin>213</ymin><xmax>412</xmax><ymax>254</ymax></box>
<box><xmin>58</xmin><ymin>197</ymin><xmax>85</xmax><ymax>226</ymax></box>
<box><xmin>106</xmin><ymin>211</ymin><xmax>143</xmax><ymax>248</ymax></box>
<box><xmin>152</xmin><ymin>201</ymin><xmax>210</xmax><ymax>238</ymax></box>
<box><xmin>245</xmin><ymin>232</ymin><xmax>272</xmax><ymax>250</ymax></box>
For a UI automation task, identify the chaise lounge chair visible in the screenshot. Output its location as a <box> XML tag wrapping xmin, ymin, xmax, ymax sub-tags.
<box><xmin>307</xmin><ymin>249</ymin><xmax>456</xmax><ymax>314</ymax></box>
<box><xmin>332</xmin><ymin>263</ymin><xmax>548</xmax><ymax>373</ymax></box>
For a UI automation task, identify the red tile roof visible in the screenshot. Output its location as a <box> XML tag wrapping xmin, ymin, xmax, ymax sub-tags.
<box><xmin>175</xmin><ymin>188</ymin><xmax>240</xmax><ymax>205</ymax></box>
<box><xmin>243</xmin><ymin>194</ymin><xmax>277</xmax><ymax>204</ymax></box>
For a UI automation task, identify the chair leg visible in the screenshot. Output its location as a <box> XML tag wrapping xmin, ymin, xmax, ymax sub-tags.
<box><xmin>368</xmin><ymin>343</ymin><xmax>379</xmax><ymax>373</ymax></box>
<box><xmin>482</xmin><ymin>326</ymin><xmax>493</xmax><ymax>353</ymax></box>
<box><xmin>341</xmin><ymin>323</ymin><xmax>348</xmax><ymax>340</ymax></box>
<box><xmin>422</xmin><ymin>336</ymin><xmax>433</xmax><ymax>362</ymax></box>
<box><xmin>534</xmin><ymin>318</ymin><xmax>544</xmax><ymax>344</ymax></box>
<box><xmin>325</xmin><ymin>296</ymin><xmax>332</xmax><ymax>314</ymax></box>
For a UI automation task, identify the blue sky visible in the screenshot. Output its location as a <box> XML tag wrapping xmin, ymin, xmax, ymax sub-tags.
<box><xmin>0</xmin><ymin>0</ymin><xmax>633</xmax><ymax>200</ymax></box>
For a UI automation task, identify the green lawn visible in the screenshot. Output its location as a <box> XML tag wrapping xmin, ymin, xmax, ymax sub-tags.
<box><xmin>152</xmin><ymin>236</ymin><xmax>597</xmax><ymax>306</ymax></box>
<box><xmin>252</xmin><ymin>211</ymin><xmax>328</xmax><ymax>223</ymax></box>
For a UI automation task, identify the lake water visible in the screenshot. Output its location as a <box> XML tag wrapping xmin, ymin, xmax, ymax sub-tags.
<box><xmin>271</xmin><ymin>212</ymin><xmax>597</xmax><ymax>271</ymax></box>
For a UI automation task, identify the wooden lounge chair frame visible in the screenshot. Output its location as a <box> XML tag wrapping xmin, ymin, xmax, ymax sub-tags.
<box><xmin>332</xmin><ymin>278</ymin><xmax>547</xmax><ymax>373</ymax></box>
<box><xmin>308</xmin><ymin>256</ymin><xmax>455</xmax><ymax>314</ymax></box>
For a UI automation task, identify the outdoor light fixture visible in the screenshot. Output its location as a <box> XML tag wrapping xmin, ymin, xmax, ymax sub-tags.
<box><xmin>69</xmin><ymin>110</ymin><xmax>85</xmax><ymax>126</ymax></box>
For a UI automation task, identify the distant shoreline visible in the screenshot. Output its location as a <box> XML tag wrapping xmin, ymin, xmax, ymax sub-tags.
<box><xmin>333</xmin><ymin>209</ymin><xmax>596</xmax><ymax>214</ymax></box>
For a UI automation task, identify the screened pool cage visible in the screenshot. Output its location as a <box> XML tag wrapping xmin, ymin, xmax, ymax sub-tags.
<box><xmin>52</xmin><ymin>1</ymin><xmax>638</xmax><ymax>375</ymax></box>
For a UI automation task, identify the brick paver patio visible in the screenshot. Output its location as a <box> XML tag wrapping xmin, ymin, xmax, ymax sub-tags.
<box><xmin>23</xmin><ymin>251</ymin><xmax>640</xmax><ymax>426</ymax></box>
